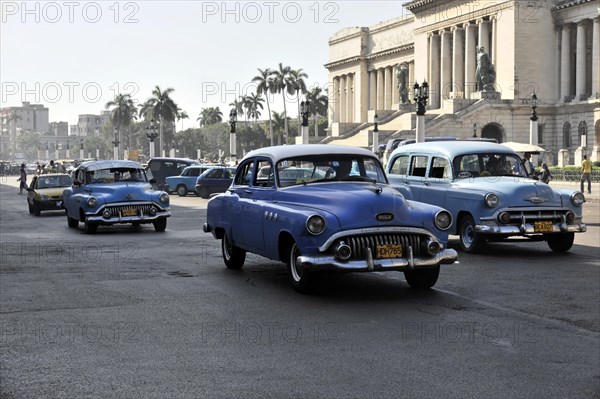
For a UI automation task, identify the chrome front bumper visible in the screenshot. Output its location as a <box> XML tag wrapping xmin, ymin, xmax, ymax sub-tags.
<box><xmin>87</xmin><ymin>210</ymin><xmax>170</xmax><ymax>224</ymax></box>
<box><xmin>297</xmin><ymin>247</ymin><xmax>457</xmax><ymax>272</ymax></box>
<box><xmin>475</xmin><ymin>222</ymin><xmax>586</xmax><ymax>235</ymax></box>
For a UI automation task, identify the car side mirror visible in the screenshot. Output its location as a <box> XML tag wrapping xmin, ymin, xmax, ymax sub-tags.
<box><xmin>149</xmin><ymin>178</ymin><xmax>156</xmax><ymax>184</ymax></box>
<box><xmin>26</xmin><ymin>187</ymin><xmax>33</xmax><ymax>192</ymax></box>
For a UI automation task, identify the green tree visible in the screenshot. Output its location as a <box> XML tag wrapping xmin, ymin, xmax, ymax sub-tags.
<box><xmin>289</xmin><ymin>68</ymin><xmax>308</xmax><ymax>136</ymax></box>
<box><xmin>7</xmin><ymin>111</ymin><xmax>22</xmax><ymax>157</ymax></box>
<box><xmin>306</xmin><ymin>86</ymin><xmax>329</xmax><ymax>137</ymax></box>
<box><xmin>15</xmin><ymin>131</ymin><xmax>40</xmax><ymax>161</ymax></box>
<box><xmin>245</xmin><ymin>93</ymin><xmax>264</xmax><ymax>125</ymax></box>
<box><xmin>105</xmin><ymin>93</ymin><xmax>138</xmax><ymax>158</ymax></box>
<box><xmin>252</xmin><ymin>68</ymin><xmax>276</xmax><ymax>146</ymax></box>
<box><xmin>271</xmin><ymin>111</ymin><xmax>290</xmax><ymax>146</ymax></box>
<box><xmin>197</xmin><ymin>107</ymin><xmax>223</xmax><ymax>127</ymax></box>
<box><xmin>270</xmin><ymin>63</ymin><xmax>293</xmax><ymax>139</ymax></box>
<box><xmin>139</xmin><ymin>86</ymin><xmax>179</xmax><ymax>156</ymax></box>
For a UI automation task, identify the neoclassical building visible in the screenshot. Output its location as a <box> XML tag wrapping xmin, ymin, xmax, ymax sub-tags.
<box><xmin>324</xmin><ymin>0</ymin><xmax>600</xmax><ymax>165</ymax></box>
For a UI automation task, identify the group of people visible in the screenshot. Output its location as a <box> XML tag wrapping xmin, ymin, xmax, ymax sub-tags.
<box><xmin>522</xmin><ymin>152</ymin><xmax>593</xmax><ymax>194</ymax></box>
<box><xmin>16</xmin><ymin>160</ymin><xmax>65</xmax><ymax>194</ymax></box>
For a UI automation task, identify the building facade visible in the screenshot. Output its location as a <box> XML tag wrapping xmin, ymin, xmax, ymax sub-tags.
<box><xmin>324</xmin><ymin>0</ymin><xmax>600</xmax><ymax>165</ymax></box>
<box><xmin>76</xmin><ymin>111</ymin><xmax>111</xmax><ymax>137</ymax></box>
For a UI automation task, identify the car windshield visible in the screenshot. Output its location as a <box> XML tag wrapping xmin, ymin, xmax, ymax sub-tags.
<box><xmin>453</xmin><ymin>153</ymin><xmax>528</xmax><ymax>178</ymax></box>
<box><xmin>37</xmin><ymin>175</ymin><xmax>72</xmax><ymax>189</ymax></box>
<box><xmin>87</xmin><ymin>168</ymin><xmax>147</xmax><ymax>183</ymax></box>
<box><xmin>276</xmin><ymin>155</ymin><xmax>388</xmax><ymax>187</ymax></box>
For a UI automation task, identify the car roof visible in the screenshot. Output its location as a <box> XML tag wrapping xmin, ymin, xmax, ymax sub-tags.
<box><xmin>243</xmin><ymin>144</ymin><xmax>377</xmax><ymax>163</ymax></box>
<box><xmin>390</xmin><ymin>141</ymin><xmax>518</xmax><ymax>159</ymax></box>
<box><xmin>77</xmin><ymin>160</ymin><xmax>143</xmax><ymax>171</ymax></box>
<box><xmin>148</xmin><ymin>157</ymin><xmax>199</xmax><ymax>163</ymax></box>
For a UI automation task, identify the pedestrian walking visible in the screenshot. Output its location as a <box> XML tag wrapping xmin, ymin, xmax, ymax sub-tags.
<box><xmin>580</xmin><ymin>154</ymin><xmax>592</xmax><ymax>194</ymax></box>
<box><xmin>539</xmin><ymin>163</ymin><xmax>551</xmax><ymax>184</ymax></box>
<box><xmin>16</xmin><ymin>163</ymin><xmax>27</xmax><ymax>194</ymax></box>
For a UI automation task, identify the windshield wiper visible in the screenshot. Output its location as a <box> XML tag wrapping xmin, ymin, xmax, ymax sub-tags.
<box><xmin>340</xmin><ymin>176</ymin><xmax>377</xmax><ymax>183</ymax></box>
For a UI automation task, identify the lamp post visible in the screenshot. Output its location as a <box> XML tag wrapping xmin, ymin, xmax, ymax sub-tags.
<box><xmin>229</xmin><ymin>109</ymin><xmax>237</xmax><ymax>163</ymax></box>
<box><xmin>414</xmin><ymin>80</ymin><xmax>429</xmax><ymax>143</ymax></box>
<box><xmin>79</xmin><ymin>139</ymin><xmax>84</xmax><ymax>160</ymax></box>
<box><xmin>529</xmin><ymin>92</ymin><xmax>538</xmax><ymax>146</ymax></box>
<box><xmin>300</xmin><ymin>99</ymin><xmax>310</xmax><ymax>144</ymax></box>
<box><xmin>112</xmin><ymin>130</ymin><xmax>120</xmax><ymax>160</ymax></box>
<box><xmin>170</xmin><ymin>141</ymin><xmax>176</xmax><ymax>158</ymax></box>
<box><xmin>45</xmin><ymin>141</ymin><xmax>49</xmax><ymax>161</ymax></box>
<box><xmin>66</xmin><ymin>140</ymin><xmax>70</xmax><ymax>159</ymax></box>
<box><xmin>373</xmin><ymin>114</ymin><xmax>380</xmax><ymax>156</ymax></box>
<box><xmin>473</xmin><ymin>123</ymin><xmax>478</xmax><ymax>138</ymax></box>
<box><xmin>145</xmin><ymin>119</ymin><xmax>159</xmax><ymax>158</ymax></box>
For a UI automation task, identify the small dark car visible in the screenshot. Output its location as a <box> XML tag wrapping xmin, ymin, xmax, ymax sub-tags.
<box><xmin>146</xmin><ymin>157</ymin><xmax>200</xmax><ymax>191</ymax></box>
<box><xmin>195</xmin><ymin>166</ymin><xmax>236</xmax><ymax>198</ymax></box>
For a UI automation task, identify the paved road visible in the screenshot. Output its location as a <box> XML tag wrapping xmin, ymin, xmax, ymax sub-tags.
<box><xmin>0</xmin><ymin>179</ymin><xmax>598</xmax><ymax>399</ymax></box>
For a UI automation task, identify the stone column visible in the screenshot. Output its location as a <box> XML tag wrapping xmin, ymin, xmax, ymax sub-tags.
<box><xmin>408</xmin><ymin>61</ymin><xmax>415</xmax><ymax>103</ymax></box>
<box><xmin>491</xmin><ymin>16</ymin><xmax>497</xmax><ymax>65</ymax></box>
<box><xmin>477</xmin><ymin>19</ymin><xmax>490</xmax><ymax>55</ymax></box>
<box><xmin>452</xmin><ymin>26</ymin><xmax>465</xmax><ymax>97</ymax></box>
<box><xmin>340</xmin><ymin>75</ymin><xmax>347</xmax><ymax>123</ymax></box>
<box><xmin>369</xmin><ymin>70</ymin><xmax>377</xmax><ymax>110</ymax></box>
<box><xmin>384</xmin><ymin>66</ymin><xmax>392</xmax><ymax>109</ymax></box>
<box><xmin>347</xmin><ymin>74</ymin><xmax>354</xmax><ymax>123</ymax></box>
<box><xmin>332</xmin><ymin>77</ymin><xmax>340</xmax><ymax>123</ymax></box>
<box><xmin>429</xmin><ymin>32</ymin><xmax>441</xmax><ymax>109</ymax></box>
<box><xmin>376</xmin><ymin>68</ymin><xmax>384</xmax><ymax>110</ymax></box>
<box><xmin>560</xmin><ymin>24</ymin><xmax>572</xmax><ymax>101</ymax></box>
<box><xmin>464</xmin><ymin>22</ymin><xmax>477</xmax><ymax>99</ymax></box>
<box><xmin>440</xmin><ymin>29</ymin><xmax>452</xmax><ymax>101</ymax></box>
<box><xmin>576</xmin><ymin>20</ymin><xmax>587</xmax><ymax>101</ymax></box>
<box><xmin>592</xmin><ymin>17</ymin><xmax>600</xmax><ymax>97</ymax></box>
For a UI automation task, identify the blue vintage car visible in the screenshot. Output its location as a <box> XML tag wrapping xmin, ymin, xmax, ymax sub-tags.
<box><xmin>194</xmin><ymin>166</ymin><xmax>236</xmax><ymax>199</ymax></box>
<box><xmin>165</xmin><ymin>164</ymin><xmax>216</xmax><ymax>196</ymax></box>
<box><xmin>63</xmin><ymin>160</ymin><xmax>171</xmax><ymax>233</ymax></box>
<box><xmin>386</xmin><ymin>141</ymin><xmax>587</xmax><ymax>253</ymax></box>
<box><xmin>203</xmin><ymin>145</ymin><xmax>458</xmax><ymax>293</ymax></box>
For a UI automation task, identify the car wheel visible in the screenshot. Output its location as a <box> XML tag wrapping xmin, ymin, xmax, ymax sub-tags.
<box><xmin>153</xmin><ymin>217</ymin><xmax>167</xmax><ymax>232</ymax></box>
<box><xmin>546</xmin><ymin>233</ymin><xmax>574</xmax><ymax>253</ymax></box>
<box><xmin>222</xmin><ymin>231</ymin><xmax>245</xmax><ymax>269</ymax></box>
<box><xmin>459</xmin><ymin>214</ymin><xmax>485</xmax><ymax>253</ymax></box>
<box><xmin>198</xmin><ymin>187</ymin><xmax>210</xmax><ymax>199</ymax></box>
<box><xmin>33</xmin><ymin>201</ymin><xmax>41</xmax><ymax>216</ymax></box>
<box><xmin>404</xmin><ymin>266</ymin><xmax>440</xmax><ymax>289</ymax></box>
<box><xmin>287</xmin><ymin>242</ymin><xmax>313</xmax><ymax>294</ymax></box>
<box><xmin>28</xmin><ymin>199</ymin><xmax>34</xmax><ymax>214</ymax></box>
<box><xmin>84</xmin><ymin>218</ymin><xmax>98</xmax><ymax>234</ymax></box>
<box><xmin>176</xmin><ymin>185</ymin><xmax>188</xmax><ymax>197</ymax></box>
<box><xmin>67</xmin><ymin>213</ymin><xmax>79</xmax><ymax>228</ymax></box>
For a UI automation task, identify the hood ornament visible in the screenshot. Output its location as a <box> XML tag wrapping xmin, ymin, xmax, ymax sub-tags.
<box><xmin>526</xmin><ymin>197</ymin><xmax>545</xmax><ymax>204</ymax></box>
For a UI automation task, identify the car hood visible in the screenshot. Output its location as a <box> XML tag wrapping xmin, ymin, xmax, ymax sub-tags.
<box><xmin>36</xmin><ymin>187</ymin><xmax>68</xmax><ymax>197</ymax></box>
<box><xmin>84</xmin><ymin>183</ymin><xmax>156</xmax><ymax>201</ymax></box>
<box><xmin>278</xmin><ymin>182</ymin><xmax>429</xmax><ymax>230</ymax></box>
<box><xmin>453</xmin><ymin>177</ymin><xmax>563</xmax><ymax>207</ymax></box>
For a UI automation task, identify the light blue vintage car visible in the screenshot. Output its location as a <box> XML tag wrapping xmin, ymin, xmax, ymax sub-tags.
<box><xmin>203</xmin><ymin>145</ymin><xmax>457</xmax><ymax>293</ymax></box>
<box><xmin>63</xmin><ymin>160</ymin><xmax>171</xmax><ymax>233</ymax></box>
<box><xmin>386</xmin><ymin>141</ymin><xmax>587</xmax><ymax>253</ymax></box>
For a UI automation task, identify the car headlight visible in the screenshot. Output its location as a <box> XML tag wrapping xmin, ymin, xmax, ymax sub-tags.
<box><xmin>484</xmin><ymin>193</ymin><xmax>499</xmax><ymax>208</ymax></box>
<box><xmin>87</xmin><ymin>197</ymin><xmax>97</xmax><ymax>207</ymax></box>
<box><xmin>40</xmin><ymin>195</ymin><xmax>49</xmax><ymax>201</ymax></box>
<box><xmin>159</xmin><ymin>193</ymin><xmax>169</xmax><ymax>203</ymax></box>
<box><xmin>571</xmin><ymin>192</ymin><xmax>585</xmax><ymax>207</ymax></box>
<box><xmin>434</xmin><ymin>210</ymin><xmax>452</xmax><ymax>230</ymax></box>
<box><xmin>306</xmin><ymin>215</ymin><xmax>326</xmax><ymax>235</ymax></box>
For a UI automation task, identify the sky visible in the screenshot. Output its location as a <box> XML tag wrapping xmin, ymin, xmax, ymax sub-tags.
<box><xmin>1</xmin><ymin>1</ymin><xmax>410</xmax><ymax>130</ymax></box>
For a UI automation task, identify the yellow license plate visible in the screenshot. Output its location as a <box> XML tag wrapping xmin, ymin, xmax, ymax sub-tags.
<box><xmin>122</xmin><ymin>208</ymin><xmax>138</xmax><ymax>217</ymax></box>
<box><xmin>376</xmin><ymin>244</ymin><xmax>403</xmax><ymax>259</ymax></box>
<box><xmin>534</xmin><ymin>221</ymin><xmax>553</xmax><ymax>233</ymax></box>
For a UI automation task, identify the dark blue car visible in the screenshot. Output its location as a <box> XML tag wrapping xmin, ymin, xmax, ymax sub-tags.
<box><xmin>195</xmin><ymin>166</ymin><xmax>236</xmax><ymax>199</ymax></box>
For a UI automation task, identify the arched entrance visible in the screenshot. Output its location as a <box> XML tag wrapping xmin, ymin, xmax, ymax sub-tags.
<box><xmin>481</xmin><ymin>123</ymin><xmax>504</xmax><ymax>143</ymax></box>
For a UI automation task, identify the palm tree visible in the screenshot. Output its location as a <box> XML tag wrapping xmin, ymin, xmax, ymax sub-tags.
<box><xmin>105</xmin><ymin>93</ymin><xmax>138</xmax><ymax>158</ymax></box>
<box><xmin>240</xmin><ymin>95</ymin><xmax>253</xmax><ymax>123</ymax></box>
<box><xmin>306</xmin><ymin>86</ymin><xmax>329</xmax><ymax>137</ymax></box>
<box><xmin>176</xmin><ymin>108</ymin><xmax>189</xmax><ymax>132</ymax></box>
<box><xmin>6</xmin><ymin>111</ymin><xmax>22</xmax><ymax>158</ymax></box>
<box><xmin>252</xmin><ymin>68</ymin><xmax>276</xmax><ymax>146</ymax></box>
<box><xmin>245</xmin><ymin>93</ymin><xmax>264</xmax><ymax>125</ymax></box>
<box><xmin>271</xmin><ymin>111</ymin><xmax>289</xmax><ymax>146</ymax></box>
<box><xmin>229</xmin><ymin>99</ymin><xmax>244</xmax><ymax>121</ymax></box>
<box><xmin>289</xmin><ymin>68</ymin><xmax>308</xmax><ymax>136</ymax></box>
<box><xmin>139</xmin><ymin>86</ymin><xmax>179</xmax><ymax>157</ymax></box>
<box><xmin>270</xmin><ymin>63</ymin><xmax>293</xmax><ymax>139</ymax></box>
<box><xmin>197</xmin><ymin>107</ymin><xmax>223</xmax><ymax>127</ymax></box>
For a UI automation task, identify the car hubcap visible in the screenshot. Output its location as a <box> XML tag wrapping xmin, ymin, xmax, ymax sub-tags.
<box><xmin>223</xmin><ymin>236</ymin><xmax>232</xmax><ymax>260</ymax></box>
<box><xmin>290</xmin><ymin>245</ymin><xmax>302</xmax><ymax>282</ymax></box>
<box><xmin>462</xmin><ymin>223</ymin><xmax>473</xmax><ymax>247</ymax></box>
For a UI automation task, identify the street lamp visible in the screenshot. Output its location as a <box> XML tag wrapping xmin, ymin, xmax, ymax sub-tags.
<box><xmin>414</xmin><ymin>80</ymin><xmax>429</xmax><ymax>143</ymax></box>
<box><xmin>300</xmin><ymin>99</ymin><xmax>310</xmax><ymax>144</ymax></box>
<box><xmin>373</xmin><ymin>114</ymin><xmax>380</xmax><ymax>156</ymax></box>
<box><xmin>473</xmin><ymin>123</ymin><xmax>478</xmax><ymax>138</ymax></box>
<box><xmin>112</xmin><ymin>130</ymin><xmax>120</xmax><ymax>160</ymax></box>
<box><xmin>529</xmin><ymin>92</ymin><xmax>538</xmax><ymax>146</ymax></box>
<box><xmin>229</xmin><ymin>109</ymin><xmax>237</xmax><ymax>163</ymax></box>
<box><xmin>145</xmin><ymin>119</ymin><xmax>159</xmax><ymax>158</ymax></box>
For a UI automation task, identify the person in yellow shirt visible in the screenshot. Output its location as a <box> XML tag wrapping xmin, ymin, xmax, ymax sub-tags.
<box><xmin>580</xmin><ymin>154</ymin><xmax>592</xmax><ymax>194</ymax></box>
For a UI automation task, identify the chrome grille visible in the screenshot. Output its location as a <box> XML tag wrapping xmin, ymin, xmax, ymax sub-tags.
<box><xmin>105</xmin><ymin>204</ymin><xmax>154</xmax><ymax>217</ymax></box>
<box><xmin>335</xmin><ymin>233</ymin><xmax>424</xmax><ymax>259</ymax></box>
<box><xmin>504</xmin><ymin>210</ymin><xmax>566</xmax><ymax>224</ymax></box>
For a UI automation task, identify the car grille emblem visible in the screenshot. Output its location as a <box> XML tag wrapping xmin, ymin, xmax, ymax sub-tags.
<box><xmin>526</xmin><ymin>197</ymin><xmax>545</xmax><ymax>203</ymax></box>
<box><xmin>376</xmin><ymin>213</ymin><xmax>394</xmax><ymax>221</ymax></box>
<box><xmin>127</xmin><ymin>194</ymin><xmax>133</xmax><ymax>200</ymax></box>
